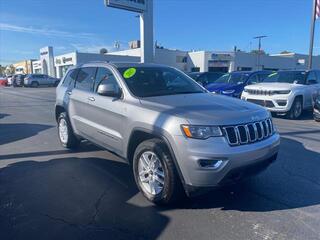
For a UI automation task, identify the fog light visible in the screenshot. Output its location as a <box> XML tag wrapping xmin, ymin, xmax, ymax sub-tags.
<box><xmin>276</xmin><ymin>100</ymin><xmax>287</xmax><ymax>106</ymax></box>
<box><xmin>199</xmin><ymin>159</ymin><xmax>224</xmax><ymax>169</ymax></box>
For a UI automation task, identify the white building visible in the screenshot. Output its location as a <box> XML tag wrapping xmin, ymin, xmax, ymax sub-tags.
<box><xmin>32</xmin><ymin>46</ymin><xmax>320</xmax><ymax>78</ymax></box>
<box><xmin>185</xmin><ymin>50</ymin><xmax>320</xmax><ymax>73</ymax></box>
<box><xmin>106</xmin><ymin>47</ymin><xmax>188</xmax><ymax>71</ymax></box>
<box><xmin>32</xmin><ymin>46</ymin><xmax>140</xmax><ymax>78</ymax></box>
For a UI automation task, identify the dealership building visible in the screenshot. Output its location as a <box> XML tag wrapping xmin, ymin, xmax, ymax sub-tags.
<box><xmin>20</xmin><ymin>45</ymin><xmax>320</xmax><ymax>78</ymax></box>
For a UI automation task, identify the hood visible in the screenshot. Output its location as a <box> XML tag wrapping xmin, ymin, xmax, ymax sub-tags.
<box><xmin>245</xmin><ymin>82</ymin><xmax>300</xmax><ymax>91</ymax></box>
<box><xmin>139</xmin><ymin>93</ymin><xmax>269</xmax><ymax>125</ymax></box>
<box><xmin>206</xmin><ymin>82</ymin><xmax>241</xmax><ymax>91</ymax></box>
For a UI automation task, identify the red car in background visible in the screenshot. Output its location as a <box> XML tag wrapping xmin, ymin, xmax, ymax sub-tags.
<box><xmin>0</xmin><ymin>76</ymin><xmax>8</xmax><ymax>86</ymax></box>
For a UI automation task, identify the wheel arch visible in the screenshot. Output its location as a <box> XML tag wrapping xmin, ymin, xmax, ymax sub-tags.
<box><xmin>295</xmin><ymin>94</ymin><xmax>304</xmax><ymax>108</ymax></box>
<box><xmin>55</xmin><ymin>105</ymin><xmax>66</xmax><ymax>122</ymax></box>
<box><xmin>126</xmin><ymin>128</ymin><xmax>186</xmax><ymax>185</ymax></box>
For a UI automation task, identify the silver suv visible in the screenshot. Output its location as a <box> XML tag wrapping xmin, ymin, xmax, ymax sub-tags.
<box><xmin>24</xmin><ymin>74</ymin><xmax>60</xmax><ymax>87</ymax></box>
<box><xmin>55</xmin><ymin>62</ymin><xmax>280</xmax><ymax>205</ymax></box>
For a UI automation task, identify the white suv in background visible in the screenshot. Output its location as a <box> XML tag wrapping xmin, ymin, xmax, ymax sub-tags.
<box><xmin>241</xmin><ymin>70</ymin><xmax>320</xmax><ymax>119</ymax></box>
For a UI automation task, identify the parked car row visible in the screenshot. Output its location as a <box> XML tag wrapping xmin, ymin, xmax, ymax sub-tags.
<box><xmin>242</xmin><ymin>70</ymin><xmax>320</xmax><ymax>120</ymax></box>
<box><xmin>2</xmin><ymin>74</ymin><xmax>60</xmax><ymax>87</ymax></box>
<box><xmin>188</xmin><ymin>70</ymin><xmax>272</xmax><ymax>98</ymax></box>
<box><xmin>0</xmin><ymin>76</ymin><xmax>8</xmax><ymax>86</ymax></box>
<box><xmin>189</xmin><ymin>70</ymin><xmax>320</xmax><ymax>121</ymax></box>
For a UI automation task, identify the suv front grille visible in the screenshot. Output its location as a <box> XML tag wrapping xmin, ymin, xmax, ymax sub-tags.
<box><xmin>247</xmin><ymin>89</ymin><xmax>272</xmax><ymax>95</ymax></box>
<box><xmin>223</xmin><ymin>118</ymin><xmax>274</xmax><ymax>146</ymax></box>
<box><xmin>247</xmin><ymin>99</ymin><xmax>275</xmax><ymax>108</ymax></box>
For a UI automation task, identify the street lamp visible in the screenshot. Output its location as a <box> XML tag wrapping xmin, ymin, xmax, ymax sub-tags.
<box><xmin>253</xmin><ymin>35</ymin><xmax>268</xmax><ymax>70</ymax></box>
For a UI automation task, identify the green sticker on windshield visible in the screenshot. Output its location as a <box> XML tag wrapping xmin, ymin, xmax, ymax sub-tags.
<box><xmin>268</xmin><ymin>72</ymin><xmax>277</xmax><ymax>77</ymax></box>
<box><xmin>123</xmin><ymin>68</ymin><xmax>136</xmax><ymax>79</ymax></box>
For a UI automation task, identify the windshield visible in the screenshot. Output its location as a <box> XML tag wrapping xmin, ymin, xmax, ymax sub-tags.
<box><xmin>215</xmin><ymin>72</ymin><xmax>249</xmax><ymax>84</ymax></box>
<box><xmin>187</xmin><ymin>73</ymin><xmax>201</xmax><ymax>80</ymax></box>
<box><xmin>118</xmin><ymin>67</ymin><xmax>205</xmax><ymax>97</ymax></box>
<box><xmin>264</xmin><ymin>71</ymin><xmax>306</xmax><ymax>84</ymax></box>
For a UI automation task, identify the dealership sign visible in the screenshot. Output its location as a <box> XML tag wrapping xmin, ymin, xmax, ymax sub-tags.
<box><xmin>105</xmin><ymin>0</ymin><xmax>146</xmax><ymax>13</ymax></box>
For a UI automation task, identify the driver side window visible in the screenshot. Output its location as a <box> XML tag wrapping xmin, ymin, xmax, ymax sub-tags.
<box><xmin>247</xmin><ymin>74</ymin><xmax>259</xmax><ymax>85</ymax></box>
<box><xmin>95</xmin><ymin>67</ymin><xmax>120</xmax><ymax>92</ymax></box>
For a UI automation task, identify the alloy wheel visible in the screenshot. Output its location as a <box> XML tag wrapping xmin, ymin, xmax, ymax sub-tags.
<box><xmin>138</xmin><ymin>151</ymin><xmax>165</xmax><ymax>196</ymax></box>
<box><xmin>294</xmin><ymin>101</ymin><xmax>302</xmax><ymax>118</ymax></box>
<box><xmin>58</xmin><ymin>118</ymin><xmax>69</xmax><ymax>144</ymax></box>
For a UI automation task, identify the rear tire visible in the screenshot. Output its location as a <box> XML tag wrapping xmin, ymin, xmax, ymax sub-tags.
<box><xmin>133</xmin><ymin>138</ymin><xmax>184</xmax><ymax>205</ymax></box>
<box><xmin>288</xmin><ymin>97</ymin><xmax>303</xmax><ymax>120</ymax></box>
<box><xmin>57</xmin><ymin>112</ymin><xmax>80</xmax><ymax>149</ymax></box>
<box><xmin>31</xmin><ymin>81</ymin><xmax>39</xmax><ymax>88</ymax></box>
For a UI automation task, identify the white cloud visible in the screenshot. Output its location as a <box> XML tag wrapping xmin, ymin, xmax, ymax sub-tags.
<box><xmin>0</xmin><ymin>23</ymin><xmax>95</xmax><ymax>39</ymax></box>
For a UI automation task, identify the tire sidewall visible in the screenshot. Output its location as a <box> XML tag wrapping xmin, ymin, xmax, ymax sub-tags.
<box><xmin>133</xmin><ymin>140</ymin><xmax>174</xmax><ymax>204</ymax></box>
<box><xmin>289</xmin><ymin>98</ymin><xmax>302</xmax><ymax>119</ymax></box>
<box><xmin>57</xmin><ymin>112</ymin><xmax>77</xmax><ymax>148</ymax></box>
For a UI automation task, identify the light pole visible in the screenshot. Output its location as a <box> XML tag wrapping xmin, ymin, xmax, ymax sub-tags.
<box><xmin>253</xmin><ymin>35</ymin><xmax>267</xmax><ymax>70</ymax></box>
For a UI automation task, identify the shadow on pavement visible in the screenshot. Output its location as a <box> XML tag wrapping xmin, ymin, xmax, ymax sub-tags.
<box><xmin>0</xmin><ymin>142</ymin><xmax>101</xmax><ymax>160</ymax></box>
<box><xmin>0</xmin><ymin>137</ymin><xmax>319</xmax><ymax>239</ymax></box>
<box><xmin>273</xmin><ymin>111</ymin><xmax>314</xmax><ymax>120</ymax></box>
<box><xmin>0</xmin><ymin>123</ymin><xmax>52</xmax><ymax>145</ymax></box>
<box><xmin>0</xmin><ymin>157</ymin><xmax>169</xmax><ymax>240</ymax></box>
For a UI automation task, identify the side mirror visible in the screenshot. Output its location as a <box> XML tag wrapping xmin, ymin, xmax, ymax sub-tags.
<box><xmin>97</xmin><ymin>83</ymin><xmax>122</xmax><ymax>98</ymax></box>
<box><xmin>308</xmin><ymin>79</ymin><xmax>317</xmax><ymax>85</ymax></box>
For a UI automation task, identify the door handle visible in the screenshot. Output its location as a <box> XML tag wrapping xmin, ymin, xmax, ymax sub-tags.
<box><xmin>88</xmin><ymin>97</ymin><xmax>95</xmax><ymax>102</ymax></box>
<box><xmin>67</xmin><ymin>91</ymin><xmax>72</xmax><ymax>96</ymax></box>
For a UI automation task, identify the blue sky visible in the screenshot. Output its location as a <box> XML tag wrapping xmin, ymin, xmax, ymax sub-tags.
<box><xmin>0</xmin><ymin>0</ymin><xmax>319</xmax><ymax>65</ymax></box>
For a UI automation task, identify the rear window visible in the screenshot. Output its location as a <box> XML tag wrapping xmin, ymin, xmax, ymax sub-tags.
<box><xmin>264</xmin><ymin>71</ymin><xmax>306</xmax><ymax>84</ymax></box>
<box><xmin>62</xmin><ymin>69</ymin><xmax>78</xmax><ymax>87</ymax></box>
<box><xmin>75</xmin><ymin>67</ymin><xmax>96</xmax><ymax>91</ymax></box>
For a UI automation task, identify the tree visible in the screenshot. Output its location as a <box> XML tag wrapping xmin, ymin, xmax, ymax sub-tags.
<box><xmin>5</xmin><ymin>65</ymin><xmax>15</xmax><ymax>75</ymax></box>
<box><xmin>280</xmin><ymin>50</ymin><xmax>292</xmax><ymax>54</ymax></box>
<box><xmin>100</xmin><ymin>48</ymin><xmax>108</xmax><ymax>54</ymax></box>
<box><xmin>251</xmin><ymin>49</ymin><xmax>266</xmax><ymax>55</ymax></box>
<box><xmin>0</xmin><ymin>65</ymin><xmax>6</xmax><ymax>76</ymax></box>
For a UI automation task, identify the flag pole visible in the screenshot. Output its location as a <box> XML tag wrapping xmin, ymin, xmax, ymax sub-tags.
<box><xmin>308</xmin><ymin>0</ymin><xmax>317</xmax><ymax>70</ymax></box>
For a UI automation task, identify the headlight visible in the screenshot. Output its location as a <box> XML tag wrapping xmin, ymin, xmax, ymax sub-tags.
<box><xmin>273</xmin><ymin>90</ymin><xmax>291</xmax><ymax>94</ymax></box>
<box><xmin>222</xmin><ymin>89</ymin><xmax>235</xmax><ymax>94</ymax></box>
<box><xmin>181</xmin><ymin>125</ymin><xmax>223</xmax><ymax>139</ymax></box>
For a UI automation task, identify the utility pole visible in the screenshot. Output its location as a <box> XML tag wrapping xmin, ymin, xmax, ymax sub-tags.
<box><xmin>253</xmin><ymin>35</ymin><xmax>267</xmax><ymax>70</ymax></box>
<box><xmin>308</xmin><ymin>0</ymin><xmax>317</xmax><ymax>69</ymax></box>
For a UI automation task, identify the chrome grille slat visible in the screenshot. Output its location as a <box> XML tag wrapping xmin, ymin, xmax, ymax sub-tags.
<box><xmin>223</xmin><ymin>118</ymin><xmax>274</xmax><ymax>146</ymax></box>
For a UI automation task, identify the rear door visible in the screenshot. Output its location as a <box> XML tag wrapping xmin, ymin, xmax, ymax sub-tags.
<box><xmin>38</xmin><ymin>75</ymin><xmax>47</xmax><ymax>85</ymax></box>
<box><xmin>68</xmin><ymin>67</ymin><xmax>97</xmax><ymax>138</ymax></box>
<box><xmin>85</xmin><ymin>67</ymin><xmax>125</xmax><ymax>155</ymax></box>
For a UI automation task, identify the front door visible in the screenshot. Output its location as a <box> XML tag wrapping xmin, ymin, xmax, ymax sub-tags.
<box><xmin>85</xmin><ymin>67</ymin><xmax>125</xmax><ymax>155</ymax></box>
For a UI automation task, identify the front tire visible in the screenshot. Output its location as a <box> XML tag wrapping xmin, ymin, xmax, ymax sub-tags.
<box><xmin>57</xmin><ymin>112</ymin><xmax>80</xmax><ymax>149</ymax></box>
<box><xmin>133</xmin><ymin>138</ymin><xmax>184</xmax><ymax>205</ymax></box>
<box><xmin>288</xmin><ymin>97</ymin><xmax>303</xmax><ymax>119</ymax></box>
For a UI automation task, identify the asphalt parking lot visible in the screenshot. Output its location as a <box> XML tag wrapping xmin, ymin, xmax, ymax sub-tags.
<box><xmin>0</xmin><ymin>87</ymin><xmax>319</xmax><ymax>240</ymax></box>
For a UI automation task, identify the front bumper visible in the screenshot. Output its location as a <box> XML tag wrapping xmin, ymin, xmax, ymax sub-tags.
<box><xmin>171</xmin><ymin>133</ymin><xmax>280</xmax><ymax>189</ymax></box>
<box><xmin>241</xmin><ymin>92</ymin><xmax>293</xmax><ymax>113</ymax></box>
